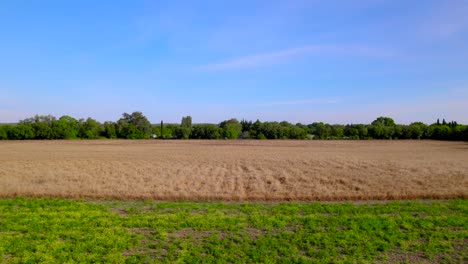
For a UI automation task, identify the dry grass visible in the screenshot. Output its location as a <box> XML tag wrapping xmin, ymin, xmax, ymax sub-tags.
<box><xmin>0</xmin><ymin>140</ymin><xmax>467</xmax><ymax>201</ymax></box>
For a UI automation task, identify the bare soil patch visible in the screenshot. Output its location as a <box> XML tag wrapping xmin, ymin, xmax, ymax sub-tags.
<box><xmin>0</xmin><ymin>140</ymin><xmax>467</xmax><ymax>201</ymax></box>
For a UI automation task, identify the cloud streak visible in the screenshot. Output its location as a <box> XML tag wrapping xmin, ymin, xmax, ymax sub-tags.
<box><xmin>197</xmin><ymin>44</ymin><xmax>394</xmax><ymax>71</ymax></box>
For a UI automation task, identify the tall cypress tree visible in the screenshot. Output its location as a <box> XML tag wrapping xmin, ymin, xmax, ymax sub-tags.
<box><xmin>160</xmin><ymin>120</ymin><xmax>164</xmax><ymax>139</ymax></box>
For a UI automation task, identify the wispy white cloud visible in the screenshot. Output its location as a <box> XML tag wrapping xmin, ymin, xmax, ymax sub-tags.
<box><xmin>197</xmin><ymin>44</ymin><xmax>394</xmax><ymax>71</ymax></box>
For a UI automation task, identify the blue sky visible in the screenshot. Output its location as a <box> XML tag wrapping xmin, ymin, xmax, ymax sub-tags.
<box><xmin>1</xmin><ymin>0</ymin><xmax>467</xmax><ymax>124</ymax></box>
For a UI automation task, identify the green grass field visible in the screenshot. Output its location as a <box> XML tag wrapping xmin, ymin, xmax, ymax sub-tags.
<box><xmin>0</xmin><ymin>199</ymin><xmax>466</xmax><ymax>263</ymax></box>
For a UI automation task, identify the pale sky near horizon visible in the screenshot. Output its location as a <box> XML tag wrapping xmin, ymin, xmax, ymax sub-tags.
<box><xmin>1</xmin><ymin>0</ymin><xmax>468</xmax><ymax>124</ymax></box>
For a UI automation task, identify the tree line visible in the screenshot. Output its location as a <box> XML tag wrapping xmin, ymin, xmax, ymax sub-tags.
<box><xmin>0</xmin><ymin>112</ymin><xmax>467</xmax><ymax>141</ymax></box>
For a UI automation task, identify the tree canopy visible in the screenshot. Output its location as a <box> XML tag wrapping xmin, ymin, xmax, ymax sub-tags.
<box><xmin>0</xmin><ymin>114</ymin><xmax>467</xmax><ymax>141</ymax></box>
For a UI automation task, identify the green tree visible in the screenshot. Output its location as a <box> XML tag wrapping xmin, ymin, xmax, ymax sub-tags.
<box><xmin>164</xmin><ymin>124</ymin><xmax>178</xmax><ymax>139</ymax></box>
<box><xmin>356</xmin><ymin>124</ymin><xmax>368</xmax><ymax>139</ymax></box>
<box><xmin>123</xmin><ymin>112</ymin><xmax>151</xmax><ymax>134</ymax></box>
<box><xmin>239</xmin><ymin>131</ymin><xmax>251</xmax><ymax>139</ymax></box>
<box><xmin>463</xmin><ymin>126</ymin><xmax>468</xmax><ymax>141</ymax></box>
<box><xmin>124</xmin><ymin>125</ymin><xmax>147</xmax><ymax>139</ymax></box>
<box><xmin>20</xmin><ymin>115</ymin><xmax>56</xmax><ymax>139</ymax></box>
<box><xmin>0</xmin><ymin>126</ymin><xmax>8</xmax><ymax>140</ymax></box>
<box><xmin>174</xmin><ymin>127</ymin><xmax>191</xmax><ymax>139</ymax></box>
<box><xmin>160</xmin><ymin>121</ymin><xmax>164</xmax><ymax>139</ymax></box>
<box><xmin>406</xmin><ymin>122</ymin><xmax>426</xmax><ymax>139</ymax></box>
<box><xmin>78</xmin><ymin>118</ymin><xmax>102</xmax><ymax>139</ymax></box>
<box><xmin>258</xmin><ymin>122</ymin><xmax>282</xmax><ymax>139</ymax></box>
<box><xmin>430</xmin><ymin>124</ymin><xmax>452</xmax><ymax>140</ymax></box>
<box><xmin>368</xmin><ymin>124</ymin><xmax>390</xmax><ymax>139</ymax></box>
<box><xmin>367</xmin><ymin>117</ymin><xmax>397</xmax><ymax>139</ymax></box>
<box><xmin>392</xmin><ymin>125</ymin><xmax>404</xmax><ymax>139</ymax></box>
<box><xmin>450</xmin><ymin>125</ymin><xmax>465</xmax><ymax>141</ymax></box>
<box><xmin>371</xmin><ymin>117</ymin><xmax>396</xmax><ymax>127</ymax></box>
<box><xmin>175</xmin><ymin>116</ymin><xmax>193</xmax><ymax>139</ymax></box>
<box><xmin>116</xmin><ymin>112</ymin><xmax>152</xmax><ymax>139</ymax></box>
<box><xmin>190</xmin><ymin>124</ymin><xmax>221</xmax><ymax>139</ymax></box>
<box><xmin>345</xmin><ymin>126</ymin><xmax>360</xmax><ymax>139</ymax></box>
<box><xmin>240</xmin><ymin>119</ymin><xmax>253</xmax><ymax>133</ymax></box>
<box><xmin>288</xmin><ymin>126</ymin><xmax>308</xmax><ymax>139</ymax></box>
<box><xmin>102</xmin><ymin>121</ymin><xmax>117</xmax><ymax>139</ymax></box>
<box><xmin>52</xmin><ymin>115</ymin><xmax>78</xmax><ymax>139</ymax></box>
<box><xmin>249</xmin><ymin>120</ymin><xmax>262</xmax><ymax>139</ymax></box>
<box><xmin>220</xmin><ymin>119</ymin><xmax>242</xmax><ymax>139</ymax></box>
<box><xmin>6</xmin><ymin>124</ymin><xmax>35</xmax><ymax>140</ymax></box>
<box><xmin>308</xmin><ymin>122</ymin><xmax>330</xmax><ymax>139</ymax></box>
<box><xmin>330</xmin><ymin>125</ymin><xmax>345</xmax><ymax>139</ymax></box>
<box><xmin>181</xmin><ymin>116</ymin><xmax>192</xmax><ymax>129</ymax></box>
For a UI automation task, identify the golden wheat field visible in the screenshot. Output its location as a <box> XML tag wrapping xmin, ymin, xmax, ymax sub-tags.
<box><xmin>0</xmin><ymin>140</ymin><xmax>467</xmax><ymax>201</ymax></box>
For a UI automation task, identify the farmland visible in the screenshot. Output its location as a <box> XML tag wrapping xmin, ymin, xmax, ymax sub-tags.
<box><xmin>1</xmin><ymin>198</ymin><xmax>467</xmax><ymax>263</ymax></box>
<box><xmin>0</xmin><ymin>140</ymin><xmax>467</xmax><ymax>201</ymax></box>
<box><xmin>1</xmin><ymin>140</ymin><xmax>467</xmax><ymax>263</ymax></box>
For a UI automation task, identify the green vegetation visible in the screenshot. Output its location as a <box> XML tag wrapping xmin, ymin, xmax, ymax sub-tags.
<box><xmin>117</xmin><ymin>112</ymin><xmax>152</xmax><ymax>139</ymax></box>
<box><xmin>0</xmin><ymin>199</ymin><xmax>466</xmax><ymax>263</ymax></box>
<box><xmin>220</xmin><ymin>118</ymin><xmax>243</xmax><ymax>139</ymax></box>
<box><xmin>1</xmin><ymin>112</ymin><xmax>468</xmax><ymax>140</ymax></box>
